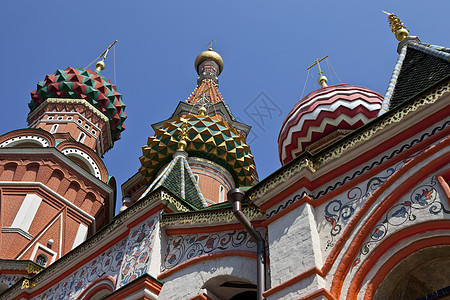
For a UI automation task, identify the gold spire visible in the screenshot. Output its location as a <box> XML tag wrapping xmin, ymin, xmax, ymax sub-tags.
<box><xmin>177</xmin><ymin>118</ymin><xmax>189</xmax><ymax>151</ymax></box>
<box><xmin>383</xmin><ymin>11</ymin><xmax>409</xmax><ymax>41</ymax></box>
<box><xmin>95</xmin><ymin>40</ymin><xmax>118</xmax><ymax>71</ymax></box>
<box><xmin>307</xmin><ymin>55</ymin><xmax>329</xmax><ymax>88</ymax></box>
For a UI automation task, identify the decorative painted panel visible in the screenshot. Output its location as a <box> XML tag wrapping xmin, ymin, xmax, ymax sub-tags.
<box><xmin>117</xmin><ymin>216</ymin><xmax>158</xmax><ymax>288</ymax></box>
<box><xmin>318</xmin><ymin>153</ymin><xmax>419</xmax><ymax>252</ymax></box>
<box><xmin>351</xmin><ymin>175</ymin><xmax>450</xmax><ymax>271</ymax></box>
<box><xmin>162</xmin><ymin>230</ymin><xmax>257</xmax><ymax>271</ymax></box>
<box><xmin>32</xmin><ymin>239</ymin><xmax>125</xmax><ymax>300</ymax></box>
<box><xmin>0</xmin><ymin>274</ymin><xmax>21</xmax><ymax>288</ymax></box>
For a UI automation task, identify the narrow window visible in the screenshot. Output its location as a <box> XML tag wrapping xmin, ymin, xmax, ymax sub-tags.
<box><xmin>50</xmin><ymin>124</ymin><xmax>58</xmax><ymax>134</ymax></box>
<box><xmin>78</xmin><ymin>132</ymin><xmax>86</xmax><ymax>143</ymax></box>
<box><xmin>219</xmin><ymin>185</ymin><xmax>225</xmax><ymax>203</ymax></box>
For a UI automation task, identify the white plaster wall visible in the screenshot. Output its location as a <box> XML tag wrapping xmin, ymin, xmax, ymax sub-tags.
<box><xmin>267</xmin><ymin>203</ymin><xmax>324</xmax><ymax>288</ymax></box>
<box><xmin>157</xmin><ymin>256</ymin><xmax>257</xmax><ymax>300</ymax></box>
<box><xmin>147</xmin><ymin>215</ymin><xmax>162</xmax><ymax>277</ymax></box>
<box><xmin>266</xmin><ymin>274</ymin><xmax>326</xmax><ymax>300</ymax></box>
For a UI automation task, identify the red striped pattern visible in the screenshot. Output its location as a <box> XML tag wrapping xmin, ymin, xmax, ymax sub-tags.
<box><xmin>278</xmin><ymin>84</ymin><xmax>383</xmax><ymax>165</ymax></box>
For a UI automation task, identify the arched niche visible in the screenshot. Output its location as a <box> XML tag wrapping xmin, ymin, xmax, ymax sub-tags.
<box><xmin>46</xmin><ymin>169</ymin><xmax>64</xmax><ymax>190</ymax></box>
<box><xmin>22</xmin><ymin>163</ymin><xmax>40</xmax><ymax>181</ymax></box>
<box><xmin>375</xmin><ymin>245</ymin><xmax>450</xmax><ymax>300</ymax></box>
<box><xmin>76</xmin><ymin>276</ymin><xmax>115</xmax><ymax>300</ymax></box>
<box><xmin>202</xmin><ymin>275</ymin><xmax>257</xmax><ymax>300</ymax></box>
<box><xmin>1</xmin><ymin>162</ymin><xmax>18</xmax><ymax>181</ymax></box>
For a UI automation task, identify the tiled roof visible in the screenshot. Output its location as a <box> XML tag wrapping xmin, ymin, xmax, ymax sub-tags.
<box><xmin>380</xmin><ymin>41</ymin><xmax>450</xmax><ymax>115</ymax></box>
<box><xmin>389</xmin><ymin>45</ymin><xmax>450</xmax><ymax>109</ymax></box>
<box><xmin>186</xmin><ymin>79</ymin><xmax>224</xmax><ymax>105</ymax></box>
<box><xmin>139</xmin><ymin>152</ymin><xmax>207</xmax><ymax>209</ymax></box>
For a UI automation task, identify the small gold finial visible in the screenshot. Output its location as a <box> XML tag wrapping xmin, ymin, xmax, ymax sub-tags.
<box><xmin>198</xmin><ymin>105</ymin><xmax>207</xmax><ymax>116</ymax></box>
<box><xmin>308</xmin><ymin>55</ymin><xmax>329</xmax><ymax>87</ymax></box>
<box><xmin>95</xmin><ymin>40</ymin><xmax>118</xmax><ymax>72</ymax></box>
<box><xmin>383</xmin><ymin>11</ymin><xmax>409</xmax><ymax>41</ymax></box>
<box><xmin>177</xmin><ymin>118</ymin><xmax>189</xmax><ymax>151</ymax></box>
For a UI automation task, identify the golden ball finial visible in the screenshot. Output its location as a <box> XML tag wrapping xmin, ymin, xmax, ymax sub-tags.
<box><xmin>198</xmin><ymin>106</ymin><xmax>207</xmax><ymax>116</ymax></box>
<box><xmin>318</xmin><ymin>75</ymin><xmax>328</xmax><ymax>87</ymax></box>
<box><xmin>395</xmin><ymin>28</ymin><xmax>409</xmax><ymax>41</ymax></box>
<box><xmin>177</xmin><ymin>140</ymin><xmax>187</xmax><ymax>151</ymax></box>
<box><xmin>194</xmin><ymin>48</ymin><xmax>224</xmax><ymax>75</ymax></box>
<box><xmin>95</xmin><ymin>60</ymin><xmax>105</xmax><ymax>71</ymax></box>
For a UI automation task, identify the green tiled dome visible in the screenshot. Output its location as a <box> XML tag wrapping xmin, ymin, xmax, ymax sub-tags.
<box><xmin>139</xmin><ymin>114</ymin><xmax>256</xmax><ymax>186</ymax></box>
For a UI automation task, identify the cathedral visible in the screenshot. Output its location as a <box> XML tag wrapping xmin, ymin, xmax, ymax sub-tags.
<box><xmin>0</xmin><ymin>13</ymin><xmax>449</xmax><ymax>299</ymax></box>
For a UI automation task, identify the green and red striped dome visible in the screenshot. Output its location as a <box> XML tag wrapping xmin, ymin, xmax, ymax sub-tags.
<box><xmin>29</xmin><ymin>67</ymin><xmax>126</xmax><ymax>142</ymax></box>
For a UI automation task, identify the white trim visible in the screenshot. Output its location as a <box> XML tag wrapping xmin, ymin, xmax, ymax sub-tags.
<box><xmin>0</xmin><ymin>135</ymin><xmax>49</xmax><ymax>148</ymax></box>
<box><xmin>11</xmin><ymin>194</ymin><xmax>42</xmax><ymax>233</ymax></box>
<box><xmin>61</xmin><ymin>148</ymin><xmax>100</xmax><ymax>179</ymax></box>
<box><xmin>1</xmin><ymin>227</ymin><xmax>33</xmax><ymax>239</ymax></box>
<box><xmin>72</xmin><ymin>223</ymin><xmax>88</xmax><ymax>250</ymax></box>
<box><xmin>30</xmin><ymin>242</ymin><xmax>57</xmax><ymax>265</ymax></box>
<box><xmin>17</xmin><ymin>213</ymin><xmax>63</xmax><ymax>260</ymax></box>
<box><xmin>0</xmin><ymin>182</ymin><xmax>95</xmax><ymax>223</ymax></box>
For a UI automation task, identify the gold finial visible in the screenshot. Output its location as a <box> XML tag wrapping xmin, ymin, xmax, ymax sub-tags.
<box><xmin>177</xmin><ymin>118</ymin><xmax>189</xmax><ymax>151</ymax></box>
<box><xmin>198</xmin><ymin>105</ymin><xmax>207</xmax><ymax>116</ymax></box>
<box><xmin>382</xmin><ymin>11</ymin><xmax>409</xmax><ymax>41</ymax></box>
<box><xmin>95</xmin><ymin>40</ymin><xmax>118</xmax><ymax>71</ymax></box>
<box><xmin>307</xmin><ymin>55</ymin><xmax>329</xmax><ymax>87</ymax></box>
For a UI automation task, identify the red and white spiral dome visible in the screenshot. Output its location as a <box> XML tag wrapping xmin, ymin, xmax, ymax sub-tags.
<box><xmin>278</xmin><ymin>84</ymin><xmax>383</xmax><ymax>165</ymax></box>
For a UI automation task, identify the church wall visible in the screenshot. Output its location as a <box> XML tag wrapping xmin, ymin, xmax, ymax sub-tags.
<box><xmin>267</xmin><ymin>202</ymin><xmax>324</xmax><ymax>291</ymax></box>
<box><xmin>157</xmin><ymin>256</ymin><xmax>257</xmax><ymax>300</ymax></box>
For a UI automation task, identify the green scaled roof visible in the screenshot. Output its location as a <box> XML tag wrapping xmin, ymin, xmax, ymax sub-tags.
<box><xmin>139</xmin><ymin>152</ymin><xmax>207</xmax><ymax>209</ymax></box>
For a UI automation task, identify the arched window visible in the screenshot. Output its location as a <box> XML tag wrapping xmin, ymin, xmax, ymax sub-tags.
<box><xmin>35</xmin><ymin>254</ymin><xmax>48</xmax><ymax>267</ymax></box>
<box><xmin>50</xmin><ymin>124</ymin><xmax>59</xmax><ymax>134</ymax></box>
<box><xmin>219</xmin><ymin>185</ymin><xmax>225</xmax><ymax>203</ymax></box>
<box><xmin>78</xmin><ymin>132</ymin><xmax>86</xmax><ymax>143</ymax></box>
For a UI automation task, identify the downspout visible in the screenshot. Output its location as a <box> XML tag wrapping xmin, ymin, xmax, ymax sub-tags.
<box><xmin>227</xmin><ymin>188</ymin><xmax>265</xmax><ymax>300</ymax></box>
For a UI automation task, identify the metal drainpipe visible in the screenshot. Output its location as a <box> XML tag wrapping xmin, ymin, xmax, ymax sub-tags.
<box><xmin>227</xmin><ymin>188</ymin><xmax>265</xmax><ymax>300</ymax></box>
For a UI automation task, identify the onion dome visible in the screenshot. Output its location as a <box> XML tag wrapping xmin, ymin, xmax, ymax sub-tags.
<box><xmin>139</xmin><ymin>114</ymin><xmax>256</xmax><ymax>187</ymax></box>
<box><xmin>195</xmin><ymin>48</ymin><xmax>224</xmax><ymax>75</ymax></box>
<box><xmin>29</xmin><ymin>66</ymin><xmax>126</xmax><ymax>142</ymax></box>
<box><xmin>278</xmin><ymin>84</ymin><xmax>383</xmax><ymax>165</ymax></box>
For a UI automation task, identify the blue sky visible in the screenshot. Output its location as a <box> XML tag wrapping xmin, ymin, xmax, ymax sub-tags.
<box><xmin>1</xmin><ymin>1</ymin><xmax>449</xmax><ymax>213</ymax></box>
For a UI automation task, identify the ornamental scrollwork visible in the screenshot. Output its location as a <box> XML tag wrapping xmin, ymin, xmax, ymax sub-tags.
<box><xmin>351</xmin><ymin>176</ymin><xmax>450</xmax><ymax>271</ymax></box>
<box><xmin>162</xmin><ymin>230</ymin><xmax>255</xmax><ymax>271</ymax></box>
<box><xmin>323</xmin><ymin>156</ymin><xmax>415</xmax><ymax>249</ymax></box>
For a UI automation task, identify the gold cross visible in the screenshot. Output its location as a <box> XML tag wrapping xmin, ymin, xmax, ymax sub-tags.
<box><xmin>206</xmin><ymin>38</ymin><xmax>216</xmax><ymax>50</ymax></box>
<box><xmin>307</xmin><ymin>55</ymin><xmax>328</xmax><ymax>76</ymax></box>
<box><xmin>99</xmin><ymin>40</ymin><xmax>118</xmax><ymax>62</ymax></box>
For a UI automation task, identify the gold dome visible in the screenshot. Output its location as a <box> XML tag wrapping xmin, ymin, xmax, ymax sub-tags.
<box><xmin>194</xmin><ymin>48</ymin><xmax>224</xmax><ymax>75</ymax></box>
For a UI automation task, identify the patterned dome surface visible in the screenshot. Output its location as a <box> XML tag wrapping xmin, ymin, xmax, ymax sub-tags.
<box><xmin>139</xmin><ymin>114</ymin><xmax>257</xmax><ymax>186</ymax></box>
<box><xmin>29</xmin><ymin>67</ymin><xmax>126</xmax><ymax>142</ymax></box>
<box><xmin>278</xmin><ymin>84</ymin><xmax>383</xmax><ymax>165</ymax></box>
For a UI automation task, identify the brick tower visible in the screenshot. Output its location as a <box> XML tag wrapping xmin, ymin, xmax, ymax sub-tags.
<box><xmin>0</xmin><ymin>52</ymin><xmax>126</xmax><ymax>274</ymax></box>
